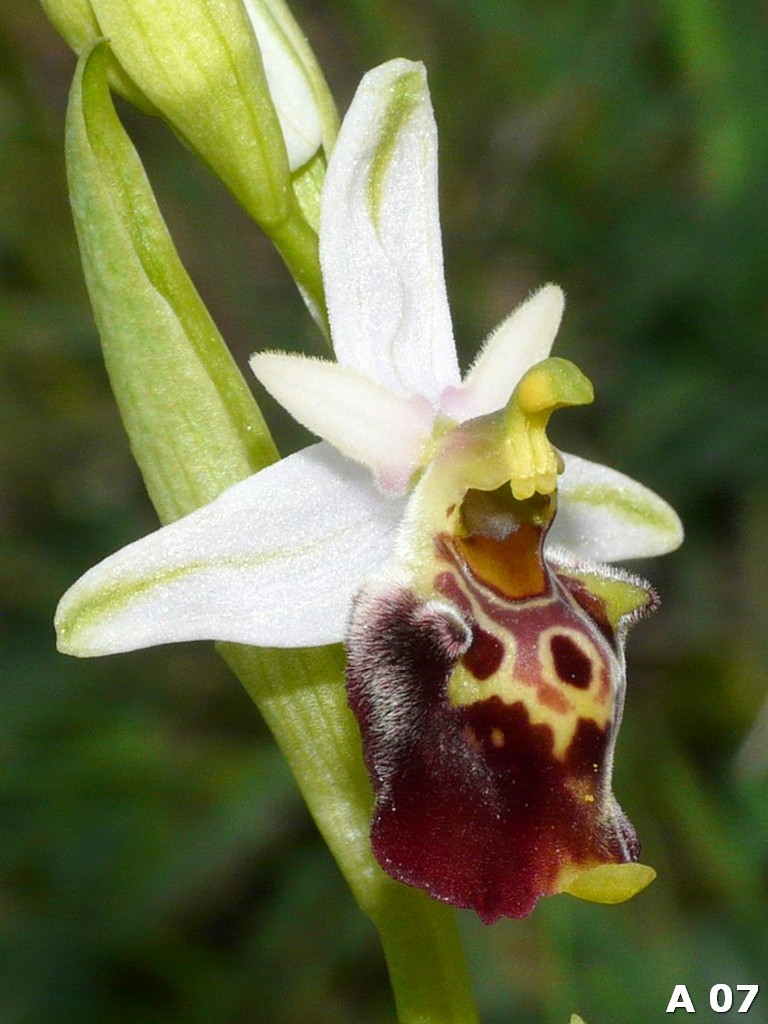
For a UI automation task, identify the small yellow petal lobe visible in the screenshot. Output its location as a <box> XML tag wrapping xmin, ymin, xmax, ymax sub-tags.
<box><xmin>561</xmin><ymin>862</ymin><xmax>656</xmax><ymax>904</ymax></box>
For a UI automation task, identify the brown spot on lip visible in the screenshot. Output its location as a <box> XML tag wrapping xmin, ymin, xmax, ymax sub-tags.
<box><xmin>462</xmin><ymin>625</ymin><xmax>504</xmax><ymax>680</ymax></box>
<box><xmin>550</xmin><ymin>634</ymin><xmax>592</xmax><ymax>689</ymax></box>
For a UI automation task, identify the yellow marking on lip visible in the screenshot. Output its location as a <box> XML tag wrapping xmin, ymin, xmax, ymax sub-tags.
<box><xmin>537</xmin><ymin>626</ymin><xmax>613</xmax><ymax>726</ymax></box>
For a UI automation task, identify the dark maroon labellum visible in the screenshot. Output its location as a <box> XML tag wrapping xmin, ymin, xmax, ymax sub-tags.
<box><xmin>345</xmin><ymin>487</ymin><xmax>655</xmax><ymax>921</ymax></box>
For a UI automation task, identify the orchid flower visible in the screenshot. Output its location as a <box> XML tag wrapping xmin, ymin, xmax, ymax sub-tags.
<box><xmin>56</xmin><ymin>59</ymin><xmax>682</xmax><ymax>922</ymax></box>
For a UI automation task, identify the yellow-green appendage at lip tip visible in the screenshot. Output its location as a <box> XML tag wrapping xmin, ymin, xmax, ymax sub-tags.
<box><xmin>561</xmin><ymin>862</ymin><xmax>656</xmax><ymax>904</ymax></box>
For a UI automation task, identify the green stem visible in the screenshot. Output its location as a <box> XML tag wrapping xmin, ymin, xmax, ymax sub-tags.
<box><xmin>221</xmin><ymin>643</ymin><xmax>479</xmax><ymax>1024</ymax></box>
<box><xmin>270</xmin><ymin>207</ymin><xmax>329</xmax><ymax>334</ymax></box>
<box><xmin>376</xmin><ymin>888</ymin><xmax>480</xmax><ymax>1024</ymax></box>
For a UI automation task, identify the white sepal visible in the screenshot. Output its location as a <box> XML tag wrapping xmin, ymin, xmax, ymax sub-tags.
<box><xmin>320</xmin><ymin>59</ymin><xmax>460</xmax><ymax>402</ymax></box>
<box><xmin>549</xmin><ymin>452</ymin><xmax>684</xmax><ymax>561</ymax></box>
<box><xmin>441</xmin><ymin>285</ymin><xmax>564</xmax><ymax>421</ymax></box>
<box><xmin>250</xmin><ymin>352</ymin><xmax>435</xmax><ymax>493</ymax></box>
<box><xmin>55</xmin><ymin>444</ymin><xmax>403</xmax><ymax>655</ymax></box>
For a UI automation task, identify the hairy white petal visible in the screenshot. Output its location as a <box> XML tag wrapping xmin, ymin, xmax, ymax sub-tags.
<box><xmin>549</xmin><ymin>452</ymin><xmax>684</xmax><ymax>561</ymax></box>
<box><xmin>56</xmin><ymin>444</ymin><xmax>403</xmax><ymax>655</ymax></box>
<box><xmin>441</xmin><ymin>284</ymin><xmax>565</xmax><ymax>421</ymax></box>
<box><xmin>242</xmin><ymin>0</ymin><xmax>323</xmax><ymax>169</ymax></box>
<box><xmin>320</xmin><ymin>58</ymin><xmax>459</xmax><ymax>401</ymax></box>
<box><xmin>250</xmin><ymin>352</ymin><xmax>435</xmax><ymax>493</ymax></box>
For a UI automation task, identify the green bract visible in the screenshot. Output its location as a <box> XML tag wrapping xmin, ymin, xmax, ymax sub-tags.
<box><xmin>66</xmin><ymin>40</ymin><xmax>277</xmax><ymax>522</ymax></box>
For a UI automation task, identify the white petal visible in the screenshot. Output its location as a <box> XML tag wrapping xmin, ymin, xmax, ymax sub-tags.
<box><xmin>320</xmin><ymin>58</ymin><xmax>460</xmax><ymax>402</ymax></box>
<box><xmin>548</xmin><ymin>452</ymin><xmax>684</xmax><ymax>561</ymax></box>
<box><xmin>242</xmin><ymin>0</ymin><xmax>323</xmax><ymax>169</ymax></box>
<box><xmin>441</xmin><ymin>284</ymin><xmax>565</xmax><ymax>421</ymax></box>
<box><xmin>55</xmin><ymin>444</ymin><xmax>404</xmax><ymax>655</ymax></box>
<box><xmin>250</xmin><ymin>352</ymin><xmax>434</xmax><ymax>494</ymax></box>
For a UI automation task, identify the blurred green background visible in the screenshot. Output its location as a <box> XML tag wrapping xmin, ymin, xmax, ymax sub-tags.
<box><xmin>2</xmin><ymin>2</ymin><xmax>767</xmax><ymax>1022</ymax></box>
